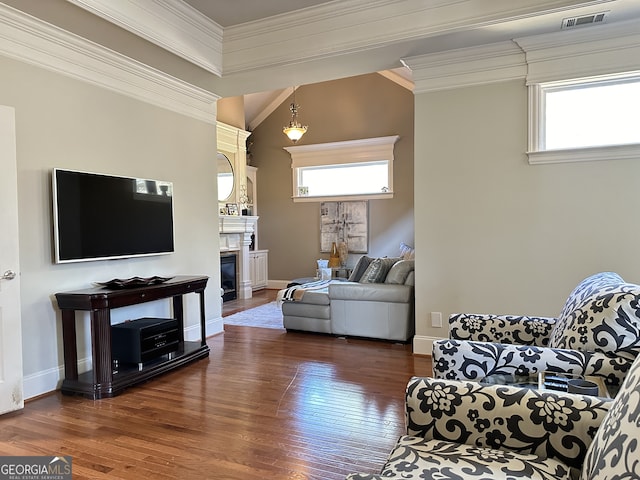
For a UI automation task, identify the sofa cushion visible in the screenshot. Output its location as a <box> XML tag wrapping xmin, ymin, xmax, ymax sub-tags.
<box><xmin>548</xmin><ymin>272</ymin><xmax>640</xmax><ymax>356</ymax></box>
<box><xmin>330</xmin><ymin>282</ymin><xmax>413</xmax><ymax>303</ymax></box>
<box><xmin>348</xmin><ymin>256</ymin><xmax>373</xmax><ymax>282</ymax></box>
<box><xmin>360</xmin><ymin>257</ymin><xmax>400</xmax><ymax>283</ymax></box>
<box><xmin>385</xmin><ymin>260</ymin><xmax>414</xmax><ymax>285</ymax></box>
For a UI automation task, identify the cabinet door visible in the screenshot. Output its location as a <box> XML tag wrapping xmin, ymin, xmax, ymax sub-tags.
<box><xmin>250</xmin><ymin>251</ymin><xmax>268</xmax><ymax>290</ymax></box>
<box><xmin>255</xmin><ymin>252</ymin><xmax>268</xmax><ymax>287</ymax></box>
<box><xmin>249</xmin><ymin>254</ymin><xmax>258</xmax><ymax>288</ymax></box>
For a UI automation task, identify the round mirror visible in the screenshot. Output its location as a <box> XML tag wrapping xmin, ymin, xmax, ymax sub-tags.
<box><xmin>217</xmin><ymin>153</ymin><xmax>234</xmax><ymax>201</ymax></box>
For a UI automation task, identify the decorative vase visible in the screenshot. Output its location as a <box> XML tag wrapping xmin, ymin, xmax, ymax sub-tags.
<box><xmin>337</xmin><ymin>241</ymin><xmax>348</xmax><ymax>267</ymax></box>
<box><xmin>328</xmin><ymin>242</ymin><xmax>341</xmax><ymax>268</ymax></box>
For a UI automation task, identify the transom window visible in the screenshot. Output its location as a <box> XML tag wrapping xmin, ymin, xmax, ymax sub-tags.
<box><xmin>284</xmin><ymin>136</ymin><xmax>399</xmax><ymax>202</ymax></box>
<box><xmin>528</xmin><ymin>71</ymin><xmax>640</xmax><ymax>164</ymax></box>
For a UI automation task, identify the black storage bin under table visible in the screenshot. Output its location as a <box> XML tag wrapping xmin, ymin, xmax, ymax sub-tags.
<box><xmin>112</xmin><ymin>317</ymin><xmax>179</xmax><ymax>368</ymax></box>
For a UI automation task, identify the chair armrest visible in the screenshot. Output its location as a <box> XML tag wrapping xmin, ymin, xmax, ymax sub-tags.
<box><xmin>432</xmin><ymin>339</ymin><xmax>633</xmax><ymax>389</ymax></box>
<box><xmin>405</xmin><ymin>377</ymin><xmax>611</xmax><ymax>470</ymax></box>
<box><xmin>329</xmin><ymin>282</ymin><xmax>413</xmax><ymax>303</ymax></box>
<box><xmin>449</xmin><ymin>313</ymin><xmax>556</xmax><ymax>346</ymax></box>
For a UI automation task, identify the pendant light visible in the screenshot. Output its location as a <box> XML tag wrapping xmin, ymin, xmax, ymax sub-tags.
<box><xmin>283</xmin><ymin>86</ymin><xmax>308</xmax><ymax>143</ymax></box>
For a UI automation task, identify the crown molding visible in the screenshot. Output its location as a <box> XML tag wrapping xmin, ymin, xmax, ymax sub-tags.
<box><xmin>66</xmin><ymin>0</ymin><xmax>223</xmax><ymax>76</ymax></box>
<box><xmin>222</xmin><ymin>0</ymin><xmax>614</xmax><ymax>75</ymax></box>
<box><xmin>403</xmin><ymin>41</ymin><xmax>527</xmax><ymax>94</ymax></box>
<box><xmin>217</xmin><ymin>122</ymin><xmax>251</xmax><ymax>153</ymax></box>
<box><xmin>403</xmin><ymin>17</ymin><xmax>640</xmax><ymax>93</ymax></box>
<box><xmin>514</xmin><ymin>20</ymin><xmax>640</xmax><ymax>83</ymax></box>
<box><xmin>0</xmin><ymin>3</ymin><xmax>218</xmax><ymax>123</ymax></box>
<box><xmin>378</xmin><ymin>69</ymin><xmax>414</xmax><ymax>91</ymax></box>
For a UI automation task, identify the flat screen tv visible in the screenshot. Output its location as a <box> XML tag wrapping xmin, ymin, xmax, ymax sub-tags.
<box><xmin>52</xmin><ymin>168</ymin><xmax>175</xmax><ymax>263</ymax></box>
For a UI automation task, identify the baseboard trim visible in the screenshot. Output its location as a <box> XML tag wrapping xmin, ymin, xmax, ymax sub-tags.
<box><xmin>268</xmin><ymin>280</ymin><xmax>290</xmax><ymax>290</ymax></box>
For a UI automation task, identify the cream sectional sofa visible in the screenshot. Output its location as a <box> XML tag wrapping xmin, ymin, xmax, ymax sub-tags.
<box><xmin>281</xmin><ymin>257</ymin><xmax>415</xmax><ymax>342</ymax></box>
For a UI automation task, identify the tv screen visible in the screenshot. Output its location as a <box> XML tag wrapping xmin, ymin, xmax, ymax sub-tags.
<box><xmin>52</xmin><ymin>168</ymin><xmax>175</xmax><ymax>263</ymax></box>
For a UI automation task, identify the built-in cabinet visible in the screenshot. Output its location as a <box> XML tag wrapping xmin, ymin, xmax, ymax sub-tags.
<box><xmin>250</xmin><ymin>249</ymin><xmax>268</xmax><ymax>290</ymax></box>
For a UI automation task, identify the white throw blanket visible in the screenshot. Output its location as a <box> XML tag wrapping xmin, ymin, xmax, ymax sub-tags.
<box><xmin>276</xmin><ymin>279</ymin><xmax>331</xmax><ymax>304</ymax></box>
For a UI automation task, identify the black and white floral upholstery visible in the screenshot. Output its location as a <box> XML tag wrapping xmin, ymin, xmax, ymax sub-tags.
<box><xmin>345</xmin><ymin>354</ymin><xmax>640</xmax><ymax>480</ymax></box>
<box><xmin>433</xmin><ymin>272</ymin><xmax>640</xmax><ymax>389</ymax></box>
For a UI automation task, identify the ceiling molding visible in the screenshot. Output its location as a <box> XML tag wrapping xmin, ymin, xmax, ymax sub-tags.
<box><xmin>402</xmin><ymin>19</ymin><xmax>640</xmax><ymax>94</ymax></box>
<box><xmin>0</xmin><ymin>3</ymin><xmax>219</xmax><ymax>123</ymax></box>
<box><xmin>378</xmin><ymin>69</ymin><xmax>414</xmax><ymax>91</ymax></box>
<box><xmin>65</xmin><ymin>0</ymin><xmax>223</xmax><ymax>76</ymax></box>
<box><xmin>217</xmin><ymin>121</ymin><xmax>251</xmax><ymax>153</ymax></box>
<box><xmin>403</xmin><ymin>42</ymin><xmax>527</xmax><ymax>94</ymax></box>
<box><xmin>221</xmin><ymin>0</ymin><xmax>616</xmax><ymax>75</ymax></box>
<box><xmin>514</xmin><ymin>20</ymin><xmax>640</xmax><ymax>83</ymax></box>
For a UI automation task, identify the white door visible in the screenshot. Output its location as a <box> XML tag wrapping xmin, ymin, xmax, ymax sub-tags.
<box><xmin>0</xmin><ymin>105</ymin><xmax>24</xmax><ymax>414</ymax></box>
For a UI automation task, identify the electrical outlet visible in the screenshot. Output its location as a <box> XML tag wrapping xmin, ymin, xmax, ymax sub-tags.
<box><xmin>431</xmin><ymin>312</ymin><xmax>442</xmax><ymax>328</ymax></box>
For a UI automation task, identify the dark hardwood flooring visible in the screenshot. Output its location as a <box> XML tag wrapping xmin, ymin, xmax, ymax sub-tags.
<box><xmin>1</xmin><ymin>291</ymin><xmax>431</xmax><ymax>479</ymax></box>
<box><xmin>222</xmin><ymin>288</ymin><xmax>278</xmax><ymax>317</ymax></box>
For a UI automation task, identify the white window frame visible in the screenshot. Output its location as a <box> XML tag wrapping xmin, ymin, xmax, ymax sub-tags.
<box><xmin>284</xmin><ymin>136</ymin><xmax>399</xmax><ymax>202</ymax></box>
<box><xmin>527</xmin><ymin>71</ymin><xmax>640</xmax><ymax>165</ymax></box>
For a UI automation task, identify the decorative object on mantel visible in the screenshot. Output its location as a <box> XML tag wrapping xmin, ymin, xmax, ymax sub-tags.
<box><xmin>238</xmin><ymin>184</ymin><xmax>250</xmax><ymax>215</ymax></box>
<box><xmin>283</xmin><ymin>86</ymin><xmax>308</xmax><ymax>143</ymax></box>
<box><xmin>320</xmin><ymin>201</ymin><xmax>368</xmax><ymax>253</ymax></box>
<box><xmin>225</xmin><ymin>203</ymin><xmax>239</xmax><ymax>215</ymax></box>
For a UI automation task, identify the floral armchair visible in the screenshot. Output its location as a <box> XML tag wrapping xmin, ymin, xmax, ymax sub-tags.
<box><xmin>345</xmin><ymin>353</ymin><xmax>640</xmax><ymax>479</ymax></box>
<box><xmin>432</xmin><ymin>272</ymin><xmax>640</xmax><ymax>389</ymax></box>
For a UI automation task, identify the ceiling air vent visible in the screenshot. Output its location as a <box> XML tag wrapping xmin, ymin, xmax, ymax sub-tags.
<box><xmin>562</xmin><ymin>11</ymin><xmax>608</xmax><ymax>29</ymax></box>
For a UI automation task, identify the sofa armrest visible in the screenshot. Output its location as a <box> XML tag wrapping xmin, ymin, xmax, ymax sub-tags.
<box><xmin>432</xmin><ymin>339</ymin><xmax>633</xmax><ymax>389</ymax></box>
<box><xmin>329</xmin><ymin>282</ymin><xmax>413</xmax><ymax>303</ymax></box>
<box><xmin>450</xmin><ymin>313</ymin><xmax>557</xmax><ymax>346</ymax></box>
<box><xmin>405</xmin><ymin>377</ymin><xmax>611</xmax><ymax>470</ymax></box>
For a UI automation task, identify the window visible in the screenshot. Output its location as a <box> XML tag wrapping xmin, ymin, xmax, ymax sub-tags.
<box><xmin>284</xmin><ymin>136</ymin><xmax>399</xmax><ymax>202</ymax></box>
<box><xmin>528</xmin><ymin>71</ymin><xmax>640</xmax><ymax>164</ymax></box>
<box><xmin>298</xmin><ymin>161</ymin><xmax>389</xmax><ymax>197</ymax></box>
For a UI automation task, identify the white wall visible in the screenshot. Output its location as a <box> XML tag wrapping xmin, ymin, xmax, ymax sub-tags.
<box><xmin>413</xmin><ymin>78</ymin><xmax>640</xmax><ymax>354</ymax></box>
<box><xmin>1</xmin><ymin>55</ymin><xmax>223</xmax><ymax>398</ymax></box>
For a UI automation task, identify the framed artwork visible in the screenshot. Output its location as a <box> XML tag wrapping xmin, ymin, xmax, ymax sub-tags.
<box><xmin>320</xmin><ymin>201</ymin><xmax>368</xmax><ymax>253</ymax></box>
<box><xmin>225</xmin><ymin>203</ymin><xmax>239</xmax><ymax>215</ymax></box>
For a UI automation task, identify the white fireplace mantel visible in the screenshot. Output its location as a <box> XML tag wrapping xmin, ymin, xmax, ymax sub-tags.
<box><xmin>219</xmin><ymin>215</ymin><xmax>258</xmax><ymax>235</ymax></box>
<box><xmin>219</xmin><ymin>215</ymin><xmax>258</xmax><ymax>299</ymax></box>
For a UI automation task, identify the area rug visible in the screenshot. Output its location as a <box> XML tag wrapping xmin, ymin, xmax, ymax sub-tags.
<box><xmin>223</xmin><ymin>301</ymin><xmax>284</xmax><ymax>329</ymax></box>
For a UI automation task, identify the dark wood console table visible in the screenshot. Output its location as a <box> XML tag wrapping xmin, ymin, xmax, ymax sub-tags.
<box><xmin>55</xmin><ymin>275</ymin><xmax>210</xmax><ymax>399</ymax></box>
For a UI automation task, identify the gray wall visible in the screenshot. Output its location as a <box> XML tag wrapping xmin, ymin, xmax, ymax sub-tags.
<box><xmin>1</xmin><ymin>55</ymin><xmax>221</xmax><ymax>397</ymax></box>
<box><xmin>413</xmin><ymin>78</ymin><xmax>640</xmax><ymax>354</ymax></box>
<box><xmin>250</xmin><ymin>73</ymin><xmax>415</xmax><ymax>281</ymax></box>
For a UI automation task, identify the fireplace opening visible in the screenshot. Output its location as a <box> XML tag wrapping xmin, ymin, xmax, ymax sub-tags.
<box><xmin>220</xmin><ymin>253</ymin><xmax>237</xmax><ymax>302</ymax></box>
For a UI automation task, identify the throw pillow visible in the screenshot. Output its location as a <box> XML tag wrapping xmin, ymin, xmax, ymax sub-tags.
<box><xmin>385</xmin><ymin>260</ymin><xmax>415</xmax><ymax>285</ymax></box>
<box><xmin>348</xmin><ymin>256</ymin><xmax>373</xmax><ymax>282</ymax></box>
<box><xmin>359</xmin><ymin>257</ymin><xmax>400</xmax><ymax>284</ymax></box>
<box><xmin>548</xmin><ymin>272</ymin><xmax>640</xmax><ymax>356</ymax></box>
<box><xmin>399</xmin><ymin>242</ymin><xmax>415</xmax><ymax>260</ymax></box>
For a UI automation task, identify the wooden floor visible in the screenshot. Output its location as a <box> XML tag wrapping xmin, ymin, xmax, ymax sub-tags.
<box><xmin>1</xmin><ymin>294</ymin><xmax>431</xmax><ymax>480</ymax></box>
<box><xmin>221</xmin><ymin>288</ymin><xmax>278</xmax><ymax>317</ymax></box>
